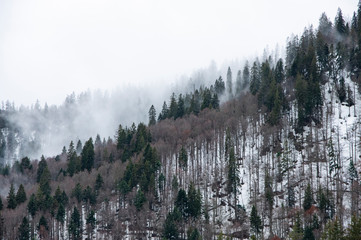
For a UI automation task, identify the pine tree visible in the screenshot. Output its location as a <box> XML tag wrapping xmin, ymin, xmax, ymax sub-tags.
<box><xmin>328</xmin><ymin>139</ymin><xmax>338</xmax><ymax>176</ymax></box>
<box><xmin>176</xmin><ymin>94</ymin><xmax>185</xmax><ymax>119</ymax></box>
<box><xmin>188</xmin><ymin>227</ymin><xmax>201</xmax><ymax>240</ymax></box>
<box><xmin>303</xmin><ymin>226</ymin><xmax>315</xmax><ymax>240</ymax></box>
<box><xmin>86</xmin><ymin>210</ymin><xmax>96</xmax><ymax>236</ymax></box>
<box><xmin>250</xmin><ymin>61</ymin><xmax>260</xmax><ymax>95</ymax></box>
<box><xmin>7</xmin><ymin>183</ymin><xmax>17</xmax><ymax>209</ymax></box>
<box><xmin>288</xmin><ymin>186</ymin><xmax>296</xmax><ymax>208</ymax></box>
<box><xmin>72</xmin><ymin>183</ymin><xmax>83</xmax><ymax>204</ymax></box>
<box><xmin>269</xmin><ymin>87</ymin><xmax>281</xmax><ymax>125</ymax></box>
<box><xmin>169</xmin><ymin>93</ymin><xmax>178</xmax><ymax>119</ymax></box>
<box><xmin>163</xmin><ymin>210</ymin><xmax>180</xmax><ymax>240</ymax></box>
<box><xmin>95</xmin><ymin>173</ymin><xmax>104</xmax><ymax>192</ymax></box>
<box><xmin>348</xmin><ymin>159</ymin><xmax>358</xmax><ymax>181</ymax></box>
<box><xmin>134</xmin><ymin>189</ymin><xmax>146</xmax><ymax>211</ymax></box>
<box><xmin>289</xmin><ymin>214</ymin><xmax>303</xmax><ymax>240</ymax></box>
<box><xmin>226</xmin><ymin>66</ymin><xmax>233</xmax><ymax>97</ymax></box>
<box><xmin>69</xmin><ymin>207</ymin><xmax>82</xmax><ymax>240</ymax></box>
<box><xmin>250</xmin><ymin>205</ymin><xmax>262</xmax><ymax>235</ymax></box>
<box><xmin>227</xmin><ymin>147</ymin><xmax>239</xmax><ymax>196</ymax></box>
<box><xmin>83</xmin><ymin>186</ymin><xmax>96</xmax><ymax>205</ymax></box>
<box><xmin>158</xmin><ymin>101</ymin><xmax>169</xmax><ymax>121</ymax></box>
<box><xmin>242</xmin><ymin>61</ymin><xmax>250</xmax><ymax>90</ymax></box>
<box><xmin>37</xmin><ymin>155</ymin><xmax>47</xmax><ymax>183</ymax></box>
<box><xmin>214</xmin><ymin>76</ymin><xmax>225</xmax><ymax>95</ymax></box>
<box><xmin>175</xmin><ymin>189</ymin><xmax>188</xmax><ymax>219</ymax></box>
<box><xmin>304</xmin><ymin>183</ymin><xmax>313</xmax><ymax>211</ymax></box>
<box><xmin>39</xmin><ymin>165</ymin><xmax>51</xmax><ymax>196</ymax></box>
<box><xmin>187</xmin><ymin>183</ymin><xmax>201</xmax><ymax>220</ymax></box>
<box><xmin>321</xmin><ymin>218</ymin><xmax>344</xmax><ymax>240</ymax></box>
<box><xmin>201</xmin><ymin>88</ymin><xmax>212</xmax><ymax>110</ymax></box>
<box><xmin>274</xmin><ymin>59</ymin><xmax>284</xmax><ymax>83</ymax></box>
<box><xmin>56</xmin><ymin>203</ymin><xmax>65</xmax><ymax>224</ymax></box>
<box><xmin>178</xmin><ymin>146</ymin><xmax>188</xmax><ymax>170</ymax></box>
<box><xmin>211</xmin><ymin>93</ymin><xmax>220</xmax><ymax>109</ymax></box>
<box><xmin>16</xmin><ymin>184</ymin><xmax>27</xmax><ymax>205</ymax></box>
<box><xmin>18</xmin><ymin>217</ymin><xmax>30</xmax><ymax>240</ymax></box>
<box><xmin>27</xmin><ymin>193</ymin><xmax>38</xmax><ymax>217</ymax></box>
<box><xmin>38</xmin><ymin>215</ymin><xmax>49</xmax><ymax>231</ymax></box>
<box><xmin>345</xmin><ymin>215</ymin><xmax>361</xmax><ymax>240</ymax></box>
<box><xmin>148</xmin><ymin>105</ymin><xmax>156</xmax><ymax>126</ymax></box>
<box><xmin>335</xmin><ymin>8</ymin><xmax>346</xmax><ymax>35</ymax></box>
<box><xmin>54</xmin><ymin>186</ymin><xmax>62</xmax><ymax>205</ymax></box>
<box><xmin>235</xmin><ymin>69</ymin><xmax>242</xmax><ymax>95</ymax></box>
<box><xmin>81</xmin><ymin>138</ymin><xmax>94</xmax><ymax>172</ymax></box>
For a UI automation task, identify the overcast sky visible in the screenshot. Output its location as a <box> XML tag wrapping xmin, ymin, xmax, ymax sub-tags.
<box><xmin>0</xmin><ymin>0</ymin><xmax>358</xmax><ymax>106</ymax></box>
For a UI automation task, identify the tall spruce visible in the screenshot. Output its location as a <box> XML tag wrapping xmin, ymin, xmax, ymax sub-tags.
<box><xmin>7</xmin><ymin>183</ymin><xmax>17</xmax><ymax>209</ymax></box>
<box><xmin>81</xmin><ymin>138</ymin><xmax>94</xmax><ymax>172</ymax></box>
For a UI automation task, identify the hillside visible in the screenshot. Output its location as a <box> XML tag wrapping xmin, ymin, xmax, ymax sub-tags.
<box><xmin>1</xmin><ymin>5</ymin><xmax>361</xmax><ymax>240</ymax></box>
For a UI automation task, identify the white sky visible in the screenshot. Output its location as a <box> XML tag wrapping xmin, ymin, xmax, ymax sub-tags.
<box><xmin>0</xmin><ymin>0</ymin><xmax>358</xmax><ymax>106</ymax></box>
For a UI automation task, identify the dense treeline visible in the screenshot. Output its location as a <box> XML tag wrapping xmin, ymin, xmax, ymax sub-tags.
<box><xmin>0</xmin><ymin>4</ymin><xmax>361</xmax><ymax>240</ymax></box>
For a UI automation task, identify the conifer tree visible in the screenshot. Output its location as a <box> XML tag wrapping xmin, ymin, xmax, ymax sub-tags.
<box><xmin>188</xmin><ymin>227</ymin><xmax>201</xmax><ymax>240</ymax></box>
<box><xmin>163</xmin><ymin>210</ymin><xmax>180</xmax><ymax>240</ymax></box>
<box><xmin>7</xmin><ymin>183</ymin><xmax>16</xmax><ymax>209</ymax></box>
<box><xmin>148</xmin><ymin>105</ymin><xmax>156</xmax><ymax>126</ymax></box>
<box><xmin>38</xmin><ymin>215</ymin><xmax>49</xmax><ymax>232</ymax></box>
<box><xmin>178</xmin><ymin>146</ymin><xmax>188</xmax><ymax>170</ymax></box>
<box><xmin>250</xmin><ymin>61</ymin><xmax>260</xmax><ymax>95</ymax></box>
<box><xmin>18</xmin><ymin>217</ymin><xmax>30</xmax><ymax>240</ymax></box>
<box><xmin>176</xmin><ymin>94</ymin><xmax>185</xmax><ymax>119</ymax></box>
<box><xmin>37</xmin><ymin>155</ymin><xmax>47</xmax><ymax>183</ymax></box>
<box><xmin>345</xmin><ymin>215</ymin><xmax>361</xmax><ymax>239</ymax></box>
<box><xmin>211</xmin><ymin>93</ymin><xmax>219</xmax><ymax>109</ymax></box>
<box><xmin>303</xmin><ymin>183</ymin><xmax>313</xmax><ymax>211</ymax></box>
<box><xmin>214</xmin><ymin>76</ymin><xmax>225</xmax><ymax>95</ymax></box>
<box><xmin>227</xmin><ymin>147</ymin><xmax>239</xmax><ymax>196</ymax></box>
<box><xmin>303</xmin><ymin>226</ymin><xmax>315</xmax><ymax>240</ymax></box>
<box><xmin>81</xmin><ymin>138</ymin><xmax>94</xmax><ymax>172</ymax></box>
<box><xmin>72</xmin><ymin>183</ymin><xmax>83</xmax><ymax>204</ymax></box>
<box><xmin>95</xmin><ymin>173</ymin><xmax>104</xmax><ymax>192</ymax></box>
<box><xmin>175</xmin><ymin>189</ymin><xmax>188</xmax><ymax>219</ymax></box>
<box><xmin>16</xmin><ymin>184</ymin><xmax>27</xmax><ymax>205</ymax></box>
<box><xmin>158</xmin><ymin>101</ymin><xmax>169</xmax><ymax>121</ymax></box>
<box><xmin>242</xmin><ymin>61</ymin><xmax>250</xmax><ymax>90</ymax></box>
<box><xmin>321</xmin><ymin>218</ymin><xmax>344</xmax><ymax>240</ymax></box>
<box><xmin>187</xmin><ymin>183</ymin><xmax>201</xmax><ymax>219</ymax></box>
<box><xmin>274</xmin><ymin>59</ymin><xmax>284</xmax><ymax>83</ymax></box>
<box><xmin>335</xmin><ymin>8</ymin><xmax>346</xmax><ymax>35</ymax></box>
<box><xmin>69</xmin><ymin>207</ymin><xmax>82</xmax><ymax>240</ymax></box>
<box><xmin>227</xmin><ymin>66</ymin><xmax>233</xmax><ymax>97</ymax></box>
<box><xmin>250</xmin><ymin>205</ymin><xmax>262</xmax><ymax>235</ymax></box>
<box><xmin>56</xmin><ymin>203</ymin><xmax>65</xmax><ymax>224</ymax></box>
<box><xmin>235</xmin><ymin>69</ymin><xmax>242</xmax><ymax>95</ymax></box>
<box><xmin>289</xmin><ymin>214</ymin><xmax>303</xmax><ymax>240</ymax></box>
<box><xmin>86</xmin><ymin>210</ymin><xmax>96</xmax><ymax>236</ymax></box>
<box><xmin>134</xmin><ymin>189</ymin><xmax>146</xmax><ymax>211</ymax></box>
<box><xmin>27</xmin><ymin>193</ymin><xmax>38</xmax><ymax>217</ymax></box>
<box><xmin>169</xmin><ymin>93</ymin><xmax>178</xmax><ymax>119</ymax></box>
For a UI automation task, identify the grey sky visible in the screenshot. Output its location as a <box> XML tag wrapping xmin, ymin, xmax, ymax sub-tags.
<box><xmin>0</xmin><ymin>0</ymin><xmax>358</xmax><ymax>106</ymax></box>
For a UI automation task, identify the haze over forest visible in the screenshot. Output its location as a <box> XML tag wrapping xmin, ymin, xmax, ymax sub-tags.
<box><xmin>1</xmin><ymin>1</ymin><xmax>361</xmax><ymax>240</ymax></box>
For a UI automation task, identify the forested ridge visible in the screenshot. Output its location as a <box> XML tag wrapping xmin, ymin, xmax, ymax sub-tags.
<box><xmin>1</xmin><ymin>4</ymin><xmax>361</xmax><ymax>240</ymax></box>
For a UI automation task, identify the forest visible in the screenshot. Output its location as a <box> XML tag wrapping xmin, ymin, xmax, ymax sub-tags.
<box><xmin>1</xmin><ymin>4</ymin><xmax>361</xmax><ymax>240</ymax></box>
